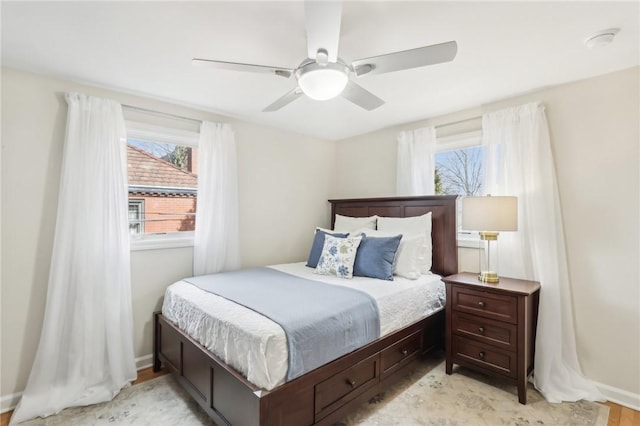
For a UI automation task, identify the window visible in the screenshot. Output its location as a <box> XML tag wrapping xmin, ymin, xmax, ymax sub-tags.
<box><xmin>435</xmin><ymin>131</ymin><xmax>484</xmax><ymax>247</ymax></box>
<box><xmin>128</xmin><ymin>199</ymin><xmax>144</xmax><ymax>235</ymax></box>
<box><xmin>126</xmin><ymin>121</ymin><xmax>199</xmax><ymax>250</ymax></box>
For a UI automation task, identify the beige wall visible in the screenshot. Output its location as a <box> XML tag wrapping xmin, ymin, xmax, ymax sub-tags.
<box><xmin>0</xmin><ymin>68</ymin><xmax>335</xmax><ymax>401</ymax></box>
<box><xmin>334</xmin><ymin>67</ymin><xmax>640</xmax><ymax>398</ymax></box>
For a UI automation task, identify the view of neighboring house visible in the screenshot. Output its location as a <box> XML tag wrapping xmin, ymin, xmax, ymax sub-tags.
<box><xmin>127</xmin><ymin>144</ymin><xmax>197</xmax><ymax>235</ymax></box>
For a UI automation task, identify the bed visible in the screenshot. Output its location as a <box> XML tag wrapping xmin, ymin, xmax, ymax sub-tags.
<box><xmin>153</xmin><ymin>195</ymin><xmax>458</xmax><ymax>426</ymax></box>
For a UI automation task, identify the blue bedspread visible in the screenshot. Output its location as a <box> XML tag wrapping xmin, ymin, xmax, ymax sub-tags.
<box><xmin>183</xmin><ymin>267</ymin><xmax>380</xmax><ymax>381</ymax></box>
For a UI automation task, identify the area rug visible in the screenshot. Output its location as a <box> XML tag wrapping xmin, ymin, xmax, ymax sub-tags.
<box><xmin>18</xmin><ymin>358</ymin><xmax>608</xmax><ymax>425</ymax></box>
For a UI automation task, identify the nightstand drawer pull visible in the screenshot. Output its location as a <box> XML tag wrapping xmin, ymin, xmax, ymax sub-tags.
<box><xmin>346</xmin><ymin>379</ymin><xmax>356</xmax><ymax>388</ymax></box>
<box><xmin>478</xmin><ymin>301</ymin><xmax>486</xmax><ymax>307</ymax></box>
<box><xmin>478</xmin><ymin>327</ymin><xmax>485</xmax><ymax>333</ymax></box>
<box><xmin>478</xmin><ymin>351</ymin><xmax>485</xmax><ymax>359</ymax></box>
<box><xmin>401</xmin><ymin>349</ymin><xmax>408</xmax><ymax>356</ymax></box>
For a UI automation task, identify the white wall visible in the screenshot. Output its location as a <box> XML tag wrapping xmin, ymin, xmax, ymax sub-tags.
<box><xmin>0</xmin><ymin>68</ymin><xmax>335</xmax><ymax>403</ymax></box>
<box><xmin>334</xmin><ymin>67</ymin><xmax>640</xmax><ymax>402</ymax></box>
<box><xmin>234</xmin><ymin>121</ymin><xmax>335</xmax><ymax>267</ymax></box>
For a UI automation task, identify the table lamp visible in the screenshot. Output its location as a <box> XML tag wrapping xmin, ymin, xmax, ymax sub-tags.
<box><xmin>462</xmin><ymin>195</ymin><xmax>518</xmax><ymax>283</ymax></box>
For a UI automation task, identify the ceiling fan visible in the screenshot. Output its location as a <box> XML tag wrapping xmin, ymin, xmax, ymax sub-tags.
<box><xmin>193</xmin><ymin>1</ymin><xmax>457</xmax><ymax>112</ymax></box>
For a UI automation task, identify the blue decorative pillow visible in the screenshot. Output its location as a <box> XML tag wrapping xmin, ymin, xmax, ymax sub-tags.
<box><xmin>315</xmin><ymin>235</ymin><xmax>363</xmax><ymax>279</ymax></box>
<box><xmin>353</xmin><ymin>233</ymin><xmax>402</xmax><ymax>281</ymax></box>
<box><xmin>306</xmin><ymin>229</ymin><xmax>348</xmax><ymax>268</ymax></box>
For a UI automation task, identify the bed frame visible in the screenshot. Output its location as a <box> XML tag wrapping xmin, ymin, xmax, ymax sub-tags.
<box><xmin>153</xmin><ymin>196</ymin><xmax>458</xmax><ymax>426</ymax></box>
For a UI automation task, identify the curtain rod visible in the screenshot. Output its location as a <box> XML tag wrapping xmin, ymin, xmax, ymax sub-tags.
<box><xmin>434</xmin><ymin>116</ymin><xmax>482</xmax><ymax>130</ymax></box>
<box><xmin>121</xmin><ymin>104</ymin><xmax>202</xmax><ymax>124</ymax></box>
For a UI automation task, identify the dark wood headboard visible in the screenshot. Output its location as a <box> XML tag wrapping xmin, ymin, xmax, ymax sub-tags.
<box><xmin>328</xmin><ymin>196</ymin><xmax>458</xmax><ymax>277</ymax></box>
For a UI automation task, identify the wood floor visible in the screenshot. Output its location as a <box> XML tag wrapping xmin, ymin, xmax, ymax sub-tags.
<box><xmin>604</xmin><ymin>401</ymin><xmax>640</xmax><ymax>426</ymax></box>
<box><xmin>1</xmin><ymin>368</ymin><xmax>637</xmax><ymax>426</ymax></box>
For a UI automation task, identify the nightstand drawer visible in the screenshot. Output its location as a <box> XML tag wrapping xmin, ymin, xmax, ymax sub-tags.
<box><xmin>452</xmin><ymin>336</ymin><xmax>516</xmax><ymax>378</ymax></box>
<box><xmin>452</xmin><ymin>312</ymin><xmax>517</xmax><ymax>351</ymax></box>
<box><xmin>451</xmin><ymin>286</ymin><xmax>518</xmax><ymax>324</ymax></box>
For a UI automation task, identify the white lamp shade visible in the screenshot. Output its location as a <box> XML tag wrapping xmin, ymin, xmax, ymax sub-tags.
<box><xmin>462</xmin><ymin>196</ymin><xmax>518</xmax><ymax>231</ymax></box>
<box><xmin>296</xmin><ymin>63</ymin><xmax>349</xmax><ymax>101</ymax></box>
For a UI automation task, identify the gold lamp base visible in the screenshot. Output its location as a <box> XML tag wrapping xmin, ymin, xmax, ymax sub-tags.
<box><xmin>479</xmin><ymin>231</ymin><xmax>499</xmax><ymax>241</ymax></box>
<box><xmin>478</xmin><ymin>271</ymin><xmax>499</xmax><ymax>283</ymax></box>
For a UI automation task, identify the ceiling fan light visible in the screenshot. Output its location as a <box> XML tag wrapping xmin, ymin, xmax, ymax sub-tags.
<box><xmin>296</xmin><ymin>63</ymin><xmax>349</xmax><ymax>101</ymax></box>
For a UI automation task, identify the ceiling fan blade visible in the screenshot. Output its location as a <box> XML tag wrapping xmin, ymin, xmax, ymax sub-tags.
<box><xmin>305</xmin><ymin>0</ymin><xmax>342</xmax><ymax>62</ymax></box>
<box><xmin>262</xmin><ymin>87</ymin><xmax>304</xmax><ymax>112</ymax></box>
<box><xmin>351</xmin><ymin>41</ymin><xmax>458</xmax><ymax>77</ymax></box>
<box><xmin>341</xmin><ymin>81</ymin><xmax>385</xmax><ymax>111</ymax></box>
<box><xmin>192</xmin><ymin>58</ymin><xmax>293</xmax><ymax>78</ymax></box>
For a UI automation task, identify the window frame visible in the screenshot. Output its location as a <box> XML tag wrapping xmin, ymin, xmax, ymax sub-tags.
<box><xmin>435</xmin><ymin>130</ymin><xmax>483</xmax><ymax>248</ymax></box>
<box><xmin>126</xmin><ymin>121</ymin><xmax>199</xmax><ymax>251</ymax></box>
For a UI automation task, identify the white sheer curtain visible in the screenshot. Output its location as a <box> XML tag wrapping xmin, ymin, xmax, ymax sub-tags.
<box><xmin>396</xmin><ymin>126</ymin><xmax>437</xmax><ymax>195</ymax></box>
<box><xmin>482</xmin><ymin>102</ymin><xmax>603</xmax><ymax>403</ymax></box>
<box><xmin>11</xmin><ymin>93</ymin><xmax>136</xmax><ymax>424</ymax></box>
<box><xmin>193</xmin><ymin>121</ymin><xmax>240</xmax><ymax>275</ymax></box>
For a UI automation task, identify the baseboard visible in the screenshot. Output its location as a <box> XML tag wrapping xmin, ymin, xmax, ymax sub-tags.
<box><xmin>596</xmin><ymin>381</ymin><xmax>640</xmax><ymax>411</ymax></box>
<box><xmin>1</xmin><ymin>392</ymin><xmax>21</xmax><ymax>414</ymax></box>
<box><xmin>135</xmin><ymin>353</ymin><xmax>154</xmax><ymax>371</ymax></box>
<box><xmin>1</xmin><ymin>354</ymin><xmax>155</xmax><ymax>414</ymax></box>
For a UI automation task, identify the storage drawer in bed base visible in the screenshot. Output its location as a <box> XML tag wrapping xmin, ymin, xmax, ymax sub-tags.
<box><xmin>154</xmin><ymin>310</ymin><xmax>445</xmax><ymax>426</ymax></box>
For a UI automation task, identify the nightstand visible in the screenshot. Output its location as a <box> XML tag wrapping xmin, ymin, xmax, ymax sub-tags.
<box><xmin>443</xmin><ymin>272</ymin><xmax>540</xmax><ymax>404</ymax></box>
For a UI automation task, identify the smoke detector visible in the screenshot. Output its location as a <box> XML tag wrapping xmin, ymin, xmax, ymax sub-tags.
<box><xmin>584</xmin><ymin>28</ymin><xmax>620</xmax><ymax>49</ymax></box>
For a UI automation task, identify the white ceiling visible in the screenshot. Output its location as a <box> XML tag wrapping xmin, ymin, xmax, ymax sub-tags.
<box><xmin>2</xmin><ymin>1</ymin><xmax>638</xmax><ymax>141</ymax></box>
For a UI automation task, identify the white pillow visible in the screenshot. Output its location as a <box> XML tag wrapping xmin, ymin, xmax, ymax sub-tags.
<box><xmin>333</xmin><ymin>214</ymin><xmax>377</xmax><ymax>232</ymax></box>
<box><xmin>377</xmin><ymin>213</ymin><xmax>432</xmax><ymax>274</ymax></box>
<box><xmin>315</xmin><ymin>234</ymin><xmax>363</xmax><ymax>279</ymax></box>
<box><xmin>392</xmin><ymin>234</ymin><xmax>424</xmax><ymax>280</ymax></box>
<box><xmin>352</xmin><ymin>228</ymin><xmax>423</xmax><ymax>280</ymax></box>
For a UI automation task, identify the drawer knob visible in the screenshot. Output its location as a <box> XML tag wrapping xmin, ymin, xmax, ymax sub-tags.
<box><xmin>478</xmin><ymin>301</ymin><xmax>486</xmax><ymax>307</ymax></box>
<box><xmin>346</xmin><ymin>379</ymin><xmax>356</xmax><ymax>388</ymax></box>
<box><xmin>478</xmin><ymin>327</ymin><xmax>485</xmax><ymax>334</ymax></box>
<box><xmin>478</xmin><ymin>351</ymin><xmax>485</xmax><ymax>359</ymax></box>
<box><xmin>401</xmin><ymin>349</ymin><xmax>409</xmax><ymax>356</ymax></box>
